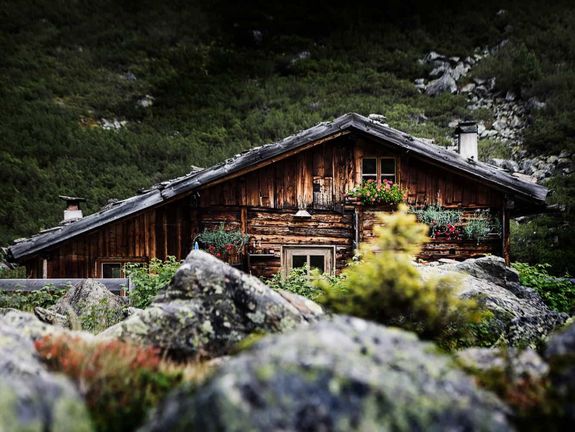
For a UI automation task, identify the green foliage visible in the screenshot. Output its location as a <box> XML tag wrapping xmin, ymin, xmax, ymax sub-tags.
<box><xmin>35</xmin><ymin>334</ymin><xmax>184</xmax><ymax>432</ymax></box>
<box><xmin>464</xmin><ymin>211</ymin><xmax>502</xmax><ymax>243</ymax></box>
<box><xmin>0</xmin><ymin>266</ymin><xmax>26</xmax><ymax>279</ymax></box>
<box><xmin>412</xmin><ymin>205</ymin><xmax>463</xmax><ymax>239</ymax></box>
<box><xmin>412</xmin><ymin>205</ymin><xmax>462</xmax><ymax>227</ymax></box>
<box><xmin>0</xmin><ymin>285</ymin><xmax>67</xmax><ymax>311</ymax></box>
<box><xmin>194</xmin><ymin>223</ymin><xmax>249</xmax><ymax>260</ymax></box>
<box><xmin>317</xmin><ymin>204</ymin><xmax>488</xmax><ymax>350</ymax></box>
<box><xmin>125</xmin><ymin>256</ymin><xmax>181</xmax><ymax>309</ymax></box>
<box><xmin>0</xmin><ymin>0</ymin><xmax>573</xmax><ymax>271</ymax></box>
<box><xmin>266</xmin><ymin>266</ymin><xmax>346</xmax><ymax>301</ymax></box>
<box><xmin>79</xmin><ymin>298</ymin><xmax>126</xmax><ymax>333</ymax></box>
<box><xmin>512</xmin><ymin>262</ymin><xmax>575</xmax><ymax>314</ymax></box>
<box><xmin>347</xmin><ymin>179</ymin><xmax>407</xmax><ymax>205</ymax></box>
<box><xmin>475</xmin><ymin>42</ymin><xmax>542</xmax><ymax>95</ymax></box>
<box><xmin>477</xmin><ymin>138</ymin><xmax>512</xmax><ymax>161</ymax></box>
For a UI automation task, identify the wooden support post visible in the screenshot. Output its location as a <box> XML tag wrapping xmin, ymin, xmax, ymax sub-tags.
<box><xmin>502</xmin><ymin>208</ymin><xmax>510</xmax><ymax>265</ymax></box>
<box><xmin>42</xmin><ymin>259</ymin><xmax>48</xmax><ymax>279</ymax></box>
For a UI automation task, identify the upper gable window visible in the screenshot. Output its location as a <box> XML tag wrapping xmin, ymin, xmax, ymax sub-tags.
<box><xmin>361</xmin><ymin>157</ymin><xmax>397</xmax><ymax>184</ymax></box>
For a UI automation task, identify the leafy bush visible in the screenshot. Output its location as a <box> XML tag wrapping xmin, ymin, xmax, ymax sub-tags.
<box><xmin>266</xmin><ymin>265</ymin><xmax>346</xmax><ymax>301</ymax></box>
<box><xmin>34</xmin><ymin>334</ymin><xmax>184</xmax><ymax>432</ymax></box>
<box><xmin>0</xmin><ymin>285</ymin><xmax>68</xmax><ymax>311</ymax></box>
<box><xmin>316</xmin><ymin>204</ymin><xmax>488</xmax><ymax>350</ymax></box>
<box><xmin>0</xmin><ymin>265</ymin><xmax>26</xmax><ymax>279</ymax></box>
<box><xmin>512</xmin><ymin>262</ymin><xmax>575</xmax><ymax>314</ymax></box>
<box><xmin>194</xmin><ymin>223</ymin><xmax>249</xmax><ymax>261</ymax></box>
<box><xmin>79</xmin><ymin>297</ymin><xmax>127</xmax><ymax>333</ymax></box>
<box><xmin>125</xmin><ymin>257</ymin><xmax>181</xmax><ymax>309</ymax></box>
<box><xmin>474</xmin><ymin>42</ymin><xmax>542</xmax><ymax>95</ymax></box>
<box><xmin>347</xmin><ymin>179</ymin><xmax>408</xmax><ymax>205</ymax></box>
<box><xmin>477</xmin><ymin>138</ymin><xmax>512</xmax><ymax>161</ymax></box>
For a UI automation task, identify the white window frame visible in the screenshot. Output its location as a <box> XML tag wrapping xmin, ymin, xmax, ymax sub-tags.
<box><xmin>281</xmin><ymin>245</ymin><xmax>336</xmax><ymax>277</ymax></box>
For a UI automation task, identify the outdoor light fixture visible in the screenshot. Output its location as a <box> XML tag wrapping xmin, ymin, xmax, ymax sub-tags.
<box><xmin>293</xmin><ymin>209</ymin><xmax>312</xmax><ymax>218</ymax></box>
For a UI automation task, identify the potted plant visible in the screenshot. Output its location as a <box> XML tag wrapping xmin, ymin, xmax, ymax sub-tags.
<box><xmin>346</xmin><ymin>179</ymin><xmax>408</xmax><ymax>208</ymax></box>
<box><xmin>194</xmin><ymin>224</ymin><xmax>250</xmax><ymax>264</ymax></box>
<box><xmin>411</xmin><ymin>205</ymin><xmax>464</xmax><ymax>240</ymax></box>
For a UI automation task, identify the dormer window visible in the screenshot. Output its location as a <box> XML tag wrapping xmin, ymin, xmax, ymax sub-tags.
<box><xmin>362</xmin><ymin>157</ymin><xmax>397</xmax><ymax>184</ymax></box>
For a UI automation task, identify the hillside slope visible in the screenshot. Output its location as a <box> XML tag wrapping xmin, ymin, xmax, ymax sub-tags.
<box><xmin>1</xmin><ymin>0</ymin><xmax>573</xmax><ymax>272</ymax></box>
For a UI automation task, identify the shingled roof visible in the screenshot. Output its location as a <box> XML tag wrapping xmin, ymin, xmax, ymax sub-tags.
<box><xmin>8</xmin><ymin>112</ymin><xmax>548</xmax><ymax>261</ymax></box>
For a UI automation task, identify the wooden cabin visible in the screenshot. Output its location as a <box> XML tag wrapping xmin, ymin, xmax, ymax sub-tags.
<box><xmin>8</xmin><ymin>113</ymin><xmax>548</xmax><ymax>279</ymax></box>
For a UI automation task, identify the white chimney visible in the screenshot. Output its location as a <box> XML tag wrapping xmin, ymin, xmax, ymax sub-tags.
<box><xmin>455</xmin><ymin>121</ymin><xmax>478</xmax><ymax>161</ymax></box>
<box><xmin>60</xmin><ymin>195</ymin><xmax>86</xmax><ymax>222</ymax></box>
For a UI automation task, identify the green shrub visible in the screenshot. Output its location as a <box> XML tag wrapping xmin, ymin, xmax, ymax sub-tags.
<box><xmin>0</xmin><ymin>285</ymin><xmax>68</xmax><ymax>311</ymax></box>
<box><xmin>79</xmin><ymin>297</ymin><xmax>127</xmax><ymax>333</ymax></box>
<box><xmin>477</xmin><ymin>138</ymin><xmax>512</xmax><ymax>161</ymax></box>
<box><xmin>125</xmin><ymin>257</ymin><xmax>181</xmax><ymax>309</ymax></box>
<box><xmin>266</xmin><ymin>266</ymin><xmax>346</xmax><ymax>301</ymax></box>
<box><xmin>0</xmin><ymin>265</ymin><xmax>26</xmax><ymax>279</ymax></box>
<box><xmin>512</xmin><ymin>262</ymin><xmax>574</xmax><ymax>314</ymax></box>
<box><xmin>316</xmin><ymin>204</ymin><xmax>488</xmax><ymax>350</ymax></box>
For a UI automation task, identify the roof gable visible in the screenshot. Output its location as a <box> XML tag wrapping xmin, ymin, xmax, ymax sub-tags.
<box><xmin>8</xmin><ymin>113</ymin><xmax>547</xmax><ymax>260</ymax></box>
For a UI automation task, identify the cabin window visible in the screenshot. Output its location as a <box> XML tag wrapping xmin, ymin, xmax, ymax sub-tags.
<box><xmin>282</xmin><ymin>246</ymin><xmax>335</xmax><ymax>276</ymax></box>
<box><xmin>96</xmin><ymin>257</ymin><xmax>146</xmax><ymax>278</ymax></box>
<box><xmin>361</xmin><ymin>158</ymin><xmax>378</xmax><ymax>182</ymax></box>
<box><xmin>102</xmin><ymin>263</ymin><xmax>123</xmax><ymax>278</ymax></box>
<box><xmin>380</xmin><ymin>158</ymin><xmax>396</xmax><ymax>183</ymax></box>
<box><xmin>361</xmin><ymin>157</ymin><xmax>397</xmax><ymax>184</ymax></box>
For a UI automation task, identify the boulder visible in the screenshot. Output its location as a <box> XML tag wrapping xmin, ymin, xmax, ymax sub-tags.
<box><xmin>141</xmin><ymin>316</ymin><xmax>511</xmax><ymax>432</ymax></box>
<box><xmin>425</xmin><ymin>73</ymin><xmax>457</xmax><ymax>96</ymax></box>
<box><xmin>419</xmin><ymin>256</ymin><xmax>568</xmax><ymax>347</ymax></box>
<box><xmin>0</xmin><ymin>320</ymin><xmax>92</xmax><ymax>432</ymax></box>
<box><xmin>545</xmin><ymin>320</ymin><xmax>575</xmax><ymax>424</ymax></box>
<box><xmin>1</xmin><ymin>308</ymin><xmax>62</xmax><ymax>339</ymax></box>
<box><xmin>34</xmin><ymin>279</ymin><xmax>127</xmax><ymax>332</ymax></box>
<box><xmin>457</xmin><ymin>347</ymin><xmax>549</xmax><ymax>383</ymax></box>
<box><xmin>101</xmin><ymin>250</ymin><xmax>323</xmax><ymax>360</ymax></box>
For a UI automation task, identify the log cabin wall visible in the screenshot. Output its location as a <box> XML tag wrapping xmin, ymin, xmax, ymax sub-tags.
<box><xmin>200</xmin><ymin>134</ymin><xmax>505</xmax><ymax>275</ymax></box>
<box><xmin>23</xmin><ymin>134</ymin><xmax>506</xmax><ymax>278</ymax></box>
<box><xmin>24</xmin><ymin>198</ymin><xmax>194</xmax><ymax>278</ymax></box>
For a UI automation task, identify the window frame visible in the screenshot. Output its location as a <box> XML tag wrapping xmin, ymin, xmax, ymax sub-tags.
<box><xmin>281</xmin><ymin>245</ymin><xmax>335</xmax><ymax>277</ymax></box>
<box><xmin>95</xmin><ymin>257</ymin><xmax>147</xmax><ymax>278</ymax></box>
<box><xmin>361</xmin><ymin>156</ymin><xmax>397</xmax><ymax>184</ymax></box>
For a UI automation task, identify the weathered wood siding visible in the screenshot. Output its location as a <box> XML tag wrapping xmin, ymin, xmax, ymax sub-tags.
<box><xmin>201</xmin><ymin>136</ymin><xmax>356</xmax><ymax>210</ymax></box>
<box><xmin>24</xmin><ymin>198</ymin><xmax>193</xmax><ymax>278</ymax></box>
<box><xmin>23</xmin><ymin>134</ymin><xmax>506</xmax><ymax>279</ymax></box>
<box><xmin>196</xmin><ymin>206</ymin><xmax>354</xmax><ymax>278</ymax></box>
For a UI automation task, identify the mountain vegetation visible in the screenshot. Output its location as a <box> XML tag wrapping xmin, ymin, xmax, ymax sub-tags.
<box><xmin>1</xmin><ymin>0</ymin><xmax>573</xmax><ymax>273</ymax></box>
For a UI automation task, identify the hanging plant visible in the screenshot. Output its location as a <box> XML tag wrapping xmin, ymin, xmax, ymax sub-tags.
<box><xmin>347</xmin><ymin>179</ymin><xmax>408</xmax><ymax>205</ymax></box>
<box><xmin>195</xmin><ymin>223</ymin><xmax>249</xmax><ymax>260</ymax></box>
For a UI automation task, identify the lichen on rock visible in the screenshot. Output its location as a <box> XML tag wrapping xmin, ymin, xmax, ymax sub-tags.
<box><xmin>101</xmin><ymin>251</ymin><xmax>323</xmax><ymax>360</ymax></box>
<box><xmin>141</xmin><ymin>315</ymin><xmax>512</xmax><ymax>432</ymax></box>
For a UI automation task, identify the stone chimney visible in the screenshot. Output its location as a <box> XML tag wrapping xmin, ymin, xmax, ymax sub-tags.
<box><xmin>59</xmin><ymin>195</ymin><xmax>86</xmax><ymax>222</ymax></box>
<box><xmin>455</xmin><ymin>121</ymin><xmax>478</xmax><ymax>161</ymax></box>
